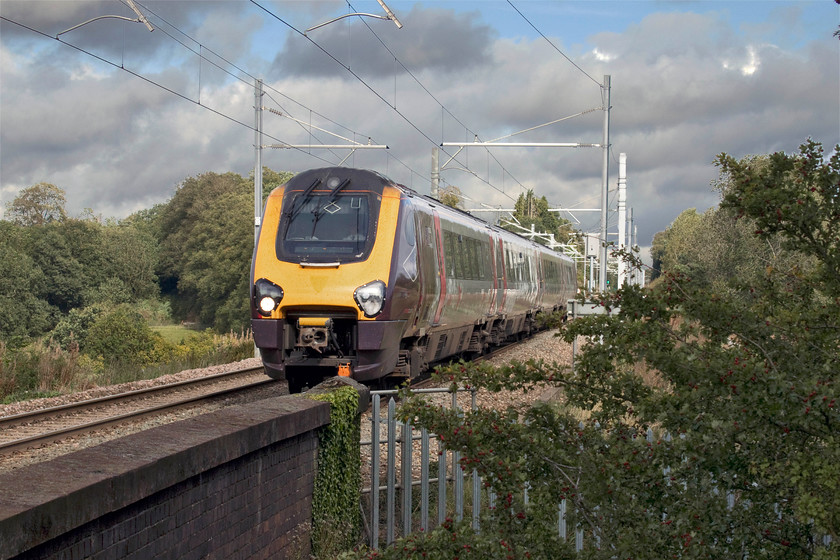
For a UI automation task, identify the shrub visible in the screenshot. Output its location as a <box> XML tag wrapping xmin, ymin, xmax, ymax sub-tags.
<box><xmin>83</xmin><ymin>304</ymin><xmax>158</xmax><ymax>365</ymax></box>
<box><xmin>50</xmin><ymin>304</ymin><xmax>105</xmax><ymax>351</ymax></box>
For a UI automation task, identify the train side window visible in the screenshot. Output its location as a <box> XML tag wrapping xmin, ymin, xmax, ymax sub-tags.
<box><xmin>403</xmin><ymin>206</ymin><xmax>416</xmax><ymax>246</ymax></box>
<box><xmin>479</xmin><ymin>238</ymin><xmax>491</xmax><ymax>280</ymax></box>
<box><xmin>465</xmin><ymin>237</ymin><xmax>478</xmax><ymax>280</ymax></box>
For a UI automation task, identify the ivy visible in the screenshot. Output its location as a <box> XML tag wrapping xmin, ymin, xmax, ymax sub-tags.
<box><xmin>308</xmin><ymin>385</ymin><xmax>363</xmax><ymax>556</ymax></box>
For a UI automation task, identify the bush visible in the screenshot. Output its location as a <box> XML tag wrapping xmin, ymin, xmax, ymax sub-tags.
<box><xmin>83</xmin><ymin>304</ymin><xmax>158</xmax><ymax>365</ymax></box>
<box><xmin>50</xmin><ymin>304</ymin><xmax>105</xmax><ymax>351</ymax></box>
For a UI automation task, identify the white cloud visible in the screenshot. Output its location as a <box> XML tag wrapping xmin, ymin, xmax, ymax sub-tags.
<box><xmin>592</xmin><ymin>48</ymin><xmax>615</xmax><ymax>62</ymax></box>
<box><xmin>723</xmin><ymin>44</ymin><xmax>761</xmax><ymax>76</ymax></box>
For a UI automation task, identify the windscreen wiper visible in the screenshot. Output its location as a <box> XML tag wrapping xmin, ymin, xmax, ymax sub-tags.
<box><xmin>286</xmin><ymin>178</ymin><xmax>322</xmax><ymax>222</ymax></box>
<box><xmin>327</xmin><ymin>178</ymin><xmax>351</xmax><ymax>202</ymax></box>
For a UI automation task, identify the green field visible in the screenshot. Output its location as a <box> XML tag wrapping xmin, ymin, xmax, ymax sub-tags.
<box><xmin>151</xmin><ymin>324</ymin><xmax>201</xmax><ymax>345</ymax></box>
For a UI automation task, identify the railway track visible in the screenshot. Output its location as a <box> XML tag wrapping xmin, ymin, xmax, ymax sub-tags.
<box><xmin>407</xmin><ymin>335</ymin><xmax>532</xmax><ymax>391</ymax></box>
<box><xmin>0</xmin><ymin>333</ymin><xmax>547</xmax><ymax>460</ymax></box>
<box><xmin>0</xmin><ymin>366</ymin><xmax>277</xmax><ymax>456</ymax></box>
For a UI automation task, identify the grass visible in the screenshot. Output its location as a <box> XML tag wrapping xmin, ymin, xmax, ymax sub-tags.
<box><xmin>0</xmin><ymin>331</ymin><xmax>255</xmax><ymax>404</ymax></box>
<box><xmin>151</xmin><ymin>324</ymin><xmax>201</xmax><ymax>345</ymax></box>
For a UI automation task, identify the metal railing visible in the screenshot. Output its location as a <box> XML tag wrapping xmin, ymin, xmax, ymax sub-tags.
<box><xmin>361</xmin><ymin>387</ymin><xmax>479</xmax><ymax>549</ymax></box>
<box><xmin>360</xmin><ymin>391</ymin><xmax>833</xmax><ymax>554</ymax></box>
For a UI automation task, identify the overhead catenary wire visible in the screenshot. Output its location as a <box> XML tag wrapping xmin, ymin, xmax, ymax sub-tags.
<box><xmin>506</xmin><ymin>0</ymin><xmax>602</xmax><ymax>88</ymax></box>
<box><xmin>6</xmin><ymin>2</ymin><xmax>604</xmax><ymax>216</ymax></box>
<box><xmin>136</xmin><ymin>0</ymin><xmax>462</xmax><ymax>196</ymax></box>
<box><xmin>347</xmin><ymin>0</ymin><xmax>537</xmax><ymax>200</ymax></box>
<box><xmin>252</xmin><ymin>0</ymin><xmax>528</xmax><ymax>203</ymax></box>
<box><xmin>5</xmin><ymin>7</ymin><xmax>441</xmax><ymax>198</ymax></box>
<box><xmin>0</xmin><ymin>15</ymin><xmax>343</xmax><ymax>171</ymax></box>
<box><xmin>137</xmin><ymin>0</ymin><xmax>441</xmax><ymax>187</ymax></box>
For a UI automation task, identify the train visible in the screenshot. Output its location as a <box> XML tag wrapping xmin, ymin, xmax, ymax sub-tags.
<box><xmin>250</xmin><ymin>167</ymin><xmax>577</xmax><ymax>392</ymax></box>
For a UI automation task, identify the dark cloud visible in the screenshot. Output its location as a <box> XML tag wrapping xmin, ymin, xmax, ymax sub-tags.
<box><xmin>269</xmin><ymin>5</ymin><xmax>496</xmax><ymax>79</ymax></box>
<box><xmin>1</xmin><ymin>1</ymin><xmax>837</xmax><ymax>253</ymax></box>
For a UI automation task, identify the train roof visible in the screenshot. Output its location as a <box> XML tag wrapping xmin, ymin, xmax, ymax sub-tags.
<box><xmin>284</xmin><ymin>167</ymin><xmax>573</xmax><ymax>261</ymax></box>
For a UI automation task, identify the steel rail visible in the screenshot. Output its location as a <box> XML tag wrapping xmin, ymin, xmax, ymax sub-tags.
<box><xmin>0</xmin><ymin>366</ymin><xmax>274</xmax><ymax>455</ymax></box>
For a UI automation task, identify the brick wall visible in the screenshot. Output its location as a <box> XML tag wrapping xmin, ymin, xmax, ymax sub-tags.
<box><xmin>0</xmin><ymin>395</ymin><xmax>330</xmax><ymax>560</ymax></box>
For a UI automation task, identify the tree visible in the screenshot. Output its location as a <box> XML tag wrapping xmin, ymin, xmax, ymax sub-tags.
<box><xmin>649</xmin><ymin>208</ymin><xmax>703</xmax><ymax>277</ymax></box>
<box><xmin>154</xmin><ymin>172</ymin><xmax>249</xmax><ymax>323</ymax></box>
<box><xmin>178</xmin><ymin>187</ymin><xmax>252</xmax><ymax>332</ymax></box>
<box><xmin>20</xmin><ymin>220</ymin><xmax>100</xmax><ymax>314</ymax></box>
<box><xmin>504</xmin><ymin>190</ymin><xmax>573</xmax><ymax>248</ymax></box>
<box><xmin>5</xmin><ymin>183</ymin><xmax>67</xmax><ymax>225</ymax></box>
<box><xmin>255</xmin><ymin>167</ymin><xmax>295</xmax><ymax>207</ymax></box>
<box><xmin>98</xmin><ymin>223</ymin><xmax>159</xmax><ymax>302</ymax></box>
<box><xmin>0</xmin><ymin>222</ymin><xmax>56</xmax><ymax>344</ymax></box>
<box><xmin>153</xmin><ymin>171</ymin><xmax>257</xmax><ymax>330</ymax></box>
<box><xmin>358</xmin><ymin>140</ymin><xmax>838</xmax><ymax>559</ymax></box>
<box><xmin>439</xmin><ymin>185</ymin><xmax>463</xmax><ymax>209</ymax></box>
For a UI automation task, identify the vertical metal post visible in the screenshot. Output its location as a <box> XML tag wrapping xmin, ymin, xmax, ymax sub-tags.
<box><xmin>254</xmin><ymin>78</ymin><xmax>263</xmax><ymax>247</ymax></box>
<box><xmin>599</xmin><ymin>75</ymin><xmax>611</xmax><ymax>292</ymax></box>
<box><xmin>628</xmin><ymin>207</ymin><xmax>635</xmax><ymax>285</ymax></box>
<box><xmin>386</xmin><ymin>398</ymin><xmax>396</xmax><ymax>544</ymax></box>
<box><xmin>617</xmin><ymin>153</ymin><xmax>627</xmax><ymax>287</ymax></box>
<box><xmin>438</xmin><ymin>434</ymin><xmax>447</xmax><ymax>525</ymax></box>
<box><xmin>420</xmin><ymin>428</ymin><xmax>430</xmax><ymax>532</ymax></box>
<box><xmin>558</xmin><ymin>499</ymin><xmax>567</xmax><ymax>540</ymax></box>
<box><xmin>452</xmin><ymin>390</ymin><xmax>463</xmax><ymax>521</ymax></box>
<box><xmin>431</xmin><ymin>146</ymin><xmax>440</xmax><ymax>199</ymax></box>
<box><xmin>471</xmin><ymin>390</ymin><xmax>480</xmax><ymax>531</ymax></box>
<box><xmin>370</xmin><ymin>395</ymin><xmax>380</xmax><ymax>549</ymax></box>
<box><xmin>402</xmin><ymin>420</ymin><xmax>413</xmax><ymax>536</ymax></box>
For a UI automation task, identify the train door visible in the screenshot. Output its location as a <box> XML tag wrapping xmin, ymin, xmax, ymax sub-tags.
<box><xmin>488</xmin><ymin>234</ymin><xmax>497</xmax><ymax>315</ymax></box>
<box><xmin>414</xmin><ymin>208</ymin><xmax>441</xmax><ymax>329</ymax></box>
<box><xmin>495</xmin><ymin>237</ymin><xmax>506</xmax><ymax>313</ymax></box>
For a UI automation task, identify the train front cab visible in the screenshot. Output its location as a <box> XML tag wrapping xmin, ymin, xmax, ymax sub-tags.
<box><xmin>250</xmin><ymin>168</ymin><xmax>409</xmax><ymax>392</ymax></box>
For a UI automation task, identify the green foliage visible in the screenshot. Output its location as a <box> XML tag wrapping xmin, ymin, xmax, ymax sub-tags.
<box><xmin>650</xmin><ymin>208</ymin><xmax>703</xmax><ymax>277</ymax></box>
<box><xmin>83</xmin><ymin>304</ymin><xmax>160</xmax><ymax>365</ymax></box>
<box><xmin>0</xmin><ymin>208</ymin><xmax>162</xmax><ymax>348</ymax></box>
<box><xmin>0</xmin><ymin>339</ymin><xmax>85</xmax><ymax>402</ymax></box>
<box><xmin>0</xmin><ymin>222</ymin><xmax>56</xmax><ymax>344</ymax></box>
<box><xmin>354</xmin><ymin>140</ymin><xmax>838</xmax><ymax>559</ymax></box>
<box><xmin>503</xmin><ymin>190</ymin><xmax>574</xmax><ymax>248</ymax></box>
<box><xmin>178</xmin><ymin>186</ymin><xmax>253</xmax><ymax>332</ymax></box>
<box><xmin>717</xmin><ymin>139</ymin><xmax>840</xmax><ymax>293</ymax></box>
<box><xmin>255</xmin><ymin>167</ymin><xmax>295</xmax><ymax>206</ymax></box>
<box><xmin>98</xmin><ymin>222</ymin><xmax>160</xmax><ymax>301</ymax></box>
<box><xmin>308</xmin><ymin>385</ymin><xmax>363</xmax><ymax>556</ymax></box>
<box><xmin>439</xmin><ymin>185</ymin><xmax>463</xmax><ymax>208</ymax></box>
<box><xmin>49</xmin><ymin>304</ymin><xmax>105</xmax><ymax>351</ymax></box>
<box><xmin>154</xmin><ymin>171</ymin><xmax>253</xmax><ymax>331</ymax></box>
<box><xmin>345</xmin><ymin>516</ymin><xmax>575</xmax><ymax>560</ymax></box>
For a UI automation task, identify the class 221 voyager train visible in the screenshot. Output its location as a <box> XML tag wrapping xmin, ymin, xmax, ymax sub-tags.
<box><xmin>251</xmin><ymin>167</ymin><xmax>577</xmax><ymax>393</ymax></box>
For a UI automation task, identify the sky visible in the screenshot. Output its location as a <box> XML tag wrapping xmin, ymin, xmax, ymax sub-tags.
<box><xmin>1</xmin><ymin>0</ymin><xmax>838</xmax><ymax>257</ymax></box>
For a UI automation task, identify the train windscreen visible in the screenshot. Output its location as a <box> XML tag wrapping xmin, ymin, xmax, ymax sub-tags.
<box><xmin>276</xmin><ymin>193</ymin><xmax>377</xmax><ymax>264</ymax></box>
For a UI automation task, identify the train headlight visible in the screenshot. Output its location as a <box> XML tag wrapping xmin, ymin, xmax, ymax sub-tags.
<box><xmin>353</xmin><ymin>280</ymin><xmax>386</xmax><ymax>318</ymax></box>
<box><xmin>254</xmin><ymin>278</ymin><xmax>284</xmax><ymax>317</ymax></box>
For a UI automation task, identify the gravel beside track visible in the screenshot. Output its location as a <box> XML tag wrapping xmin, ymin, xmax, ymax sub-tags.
<box><xmin>360</xmin><ymin>329</ymin><xmax>574</xmax><ymax>481</ymax></box>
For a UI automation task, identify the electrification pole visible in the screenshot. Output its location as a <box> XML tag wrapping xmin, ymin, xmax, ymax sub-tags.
<box><xmin>431</xmin><ymin>147</ymin><xmax>440</xmax><ymax>199</ymax></box>
<box><xmin>254</xmin><ymin>78</ymin><xmax>263</xmax><ymax>247</ymax></box>
<box><xmin>617</xmin><ymin>152</ymin><xmax>626</xmax><ymax>286</ymax></box>
<box><xmin>599</xmin><ymin>75</ymin><xmax>611</xmax><ymax>292</ymax></box>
